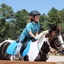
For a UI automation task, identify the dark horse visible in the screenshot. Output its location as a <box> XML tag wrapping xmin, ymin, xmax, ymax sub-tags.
<box><xmin>0</xmin><ymin>25</ymin><xmax>64</xmax><ymax>61</ymax></box>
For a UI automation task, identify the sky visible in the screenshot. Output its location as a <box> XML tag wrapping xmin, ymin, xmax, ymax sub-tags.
<box><xmin>0</xmin><ymin>0</ymin><xmax>64</xmax><ymax>15</ymax></box>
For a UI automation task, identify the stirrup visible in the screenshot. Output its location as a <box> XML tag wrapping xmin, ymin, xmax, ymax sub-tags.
<box><xmin>15</xmin><ymin>52</ymin><xmax>24</xmax><ymax>61</ymax></box>
<box><xmin>15</xmin><ymin>52</ymin><xmax>20</xmax><ymax>57</ymax></box>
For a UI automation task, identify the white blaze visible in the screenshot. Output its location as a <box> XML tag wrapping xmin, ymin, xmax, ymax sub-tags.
<box><xmin>58</xmin><ymin>35</ymin><xmax>64</xmax><ymax>47</ymax></box>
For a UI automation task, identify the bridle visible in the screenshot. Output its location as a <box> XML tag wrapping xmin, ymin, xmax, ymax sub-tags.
<box><xmin>49</xmin><ymin>29</ymin><xmax>64</xmax><ymax>55</ymax></box>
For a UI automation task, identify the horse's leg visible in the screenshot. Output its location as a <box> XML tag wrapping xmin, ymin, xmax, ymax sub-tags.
<box><xmin>24</xmin><ymin>55</ymin><xmax>29</xmax><ymax>61</ymax></box>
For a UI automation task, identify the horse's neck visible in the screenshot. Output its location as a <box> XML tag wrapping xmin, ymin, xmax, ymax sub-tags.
<box><xmin>37</xmin><ymin>30</ymin><xmax>49</xmax><ymax>50</ymax></box>
<box><xmin>37</xmin><ymin>30</ymin><xmax>49</xmax><ymax>39</ymax></box>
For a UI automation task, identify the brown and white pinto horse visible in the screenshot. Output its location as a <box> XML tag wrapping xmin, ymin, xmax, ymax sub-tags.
<box><xmin>0</xmin><ymin>25</ymin><xmax>64</xmax><ymax>61</ymax></box>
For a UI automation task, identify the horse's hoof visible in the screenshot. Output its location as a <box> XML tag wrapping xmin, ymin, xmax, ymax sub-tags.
<box><xmin>19</xmin><ymin>57</ymin><xmax>24</xmax><ymax>61</ymax></box>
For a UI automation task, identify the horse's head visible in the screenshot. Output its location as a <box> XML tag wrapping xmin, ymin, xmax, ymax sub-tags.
<box><xmin>48</xmin><ymin>25</ymin><xmax>64</xmax><ymax>55</ymax></box>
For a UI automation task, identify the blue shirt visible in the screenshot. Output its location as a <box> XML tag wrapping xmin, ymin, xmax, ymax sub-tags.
<box><xmin>21</xmin><ymin>21</ymin><xmax>40</xmax><ymax>38</ymax></box>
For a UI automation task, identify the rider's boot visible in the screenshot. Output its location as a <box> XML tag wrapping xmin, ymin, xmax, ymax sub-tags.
<box><xmin>20</xmin><ymin>43</ymin><xmax>27</xmax><ymax>54</ymax></box>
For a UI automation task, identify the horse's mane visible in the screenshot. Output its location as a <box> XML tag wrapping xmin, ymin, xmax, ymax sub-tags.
<box><xmin>37</xmin><ymin>30</ymin><xmax>49</xmax><ymax>40</ymax></box>
<box><xmin>37</xmin><ymin>30</ymin><xmax>49</xmax><ymax>50</ymax></box>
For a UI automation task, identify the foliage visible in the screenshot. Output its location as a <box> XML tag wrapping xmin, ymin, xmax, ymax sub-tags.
<box><xmin>0</xmin><ymin>3</ymin><xmax>64</xmax><ymax>42</ymax></box>
<box><xmin>14</xmin><ymin>9</ymin><xmax>29</xmax><ymax>38</ymax></box>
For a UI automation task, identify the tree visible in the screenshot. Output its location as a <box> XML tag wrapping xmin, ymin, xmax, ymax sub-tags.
<box><xmin>14</xmin><ymin>9</ymin><xmax>29</xmax><ymax>38</ymax></box>
<box><xmin>58</xmin><ymin>9</ymin><xmax>64</xmax><ymax>34</ymax></box>
<box><xmin>0</xmin><ymin>3</ymin><xmax>15</xmax><ymax>20</ymax></box>
<box><xmin>0</xmin><ymin>18</ymin><xmax>6</xmax><ymax>41</ymax></box>
<box><xmin>48</xmin><ymin>7</ymin><xmax>62</xmax><ymax>27</ymax></box>
<box><xmin>40</xmin><ymin>13</ymin><xmax>49</xmax><ymax>32</ymax></box>
<box><xmin>0</xmin><ymin>3</ymin><xmax>15</xmax><ymax>42</ymax></box>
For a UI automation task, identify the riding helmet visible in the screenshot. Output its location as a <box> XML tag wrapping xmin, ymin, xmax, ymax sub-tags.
<box><xmin>29</xmin><ymin>10</ymin><xmax>40</xmax><ymax>16</ymax></box>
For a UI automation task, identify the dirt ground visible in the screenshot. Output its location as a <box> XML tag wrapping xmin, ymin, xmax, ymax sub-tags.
<box><xmin>47</xmin><ymin>56</ymin><xmax>64</xmax><ymax>62</ymax></box>
<box><xmin>47</xmin><ymin>49</ymin><xmax>64</xmax><ymax>62</ymax></box>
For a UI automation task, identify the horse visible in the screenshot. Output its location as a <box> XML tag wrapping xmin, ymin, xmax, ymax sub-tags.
<box><xmin>0</xmin><ymin>25</ymin><xmax>64</xmax><ymax>61</ymax></box>
<box><xmin>34</xmin><ymin>25</ymin><xmax>64</xmax><ymax>61</ymax></box>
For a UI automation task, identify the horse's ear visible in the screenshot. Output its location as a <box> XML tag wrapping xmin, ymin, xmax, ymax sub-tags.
<box><xmin>52</xmin><ymin>25</ymin><xmax>57</xmax><ymax>30</ymax></box>
<box><xmin>49</xmin><ymin>25</ymin><xmax>57</xmax><ymax>33</ymax></box>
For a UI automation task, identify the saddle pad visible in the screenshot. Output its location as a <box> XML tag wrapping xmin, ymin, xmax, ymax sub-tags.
<box><xmin>6</xmin><ymin>40</ymin><xmax>32</xmax><ymax>57</ymax></box>
<box><xmin>22</xmin><ymin>40</ymin><xmax>31</xmax><ymax>57</ymax></box>
<box><xmin>6</xmin><ymin>41</ymin><xmax>18</xmax><ymax>55</ymax></box>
